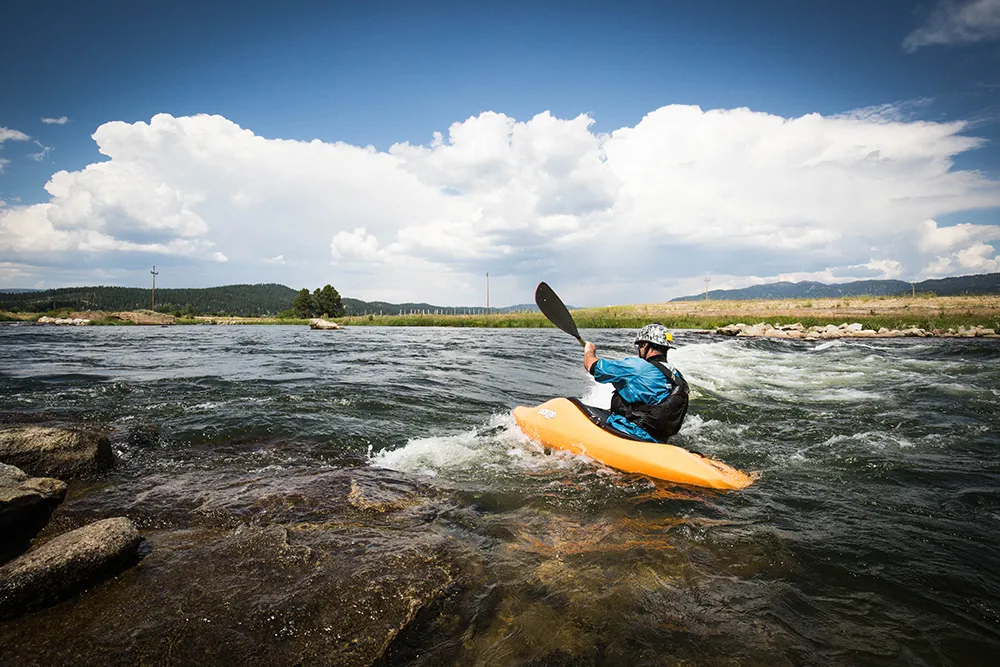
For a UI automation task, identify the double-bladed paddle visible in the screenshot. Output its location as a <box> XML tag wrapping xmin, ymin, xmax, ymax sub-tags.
<box><xmin>535</xmin><ymin>282</ymin><xmax>585</xmax><ymax>347</ymax></box>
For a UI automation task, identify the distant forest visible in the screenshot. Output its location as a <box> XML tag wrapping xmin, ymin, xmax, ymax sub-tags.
<box><xmin>0</xmin><ymin>284</ymin><xmax>300</xmax><ymax>316</ymax></box>
<box><xmin>0</xmin><ymin>284</ymin><xmax>527</xmax><ymax>317</ymax></box>
<box><xmin>672</xmin><ymin>273</ymin><xmax>1000</xmax><ymax>301</ymax></box>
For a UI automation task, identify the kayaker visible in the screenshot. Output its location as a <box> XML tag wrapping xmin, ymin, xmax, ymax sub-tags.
<box><xmin>583</xmin><ymin>323</ymin><xmax>689</xmax><ymax>443</ymax></box>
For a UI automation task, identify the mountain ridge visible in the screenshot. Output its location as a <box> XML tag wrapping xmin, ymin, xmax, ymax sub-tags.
<box><xmin>671</xmin><ymin>273</ymin><xmax>1000</xmax><ymax>301</ymax></box>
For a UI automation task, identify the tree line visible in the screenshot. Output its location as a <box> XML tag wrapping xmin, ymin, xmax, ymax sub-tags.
<box><xmin>0</xmin><ymin>284</ymin><xmax>300</xmax><ymax>316</ymax></box>
<box><xmin>290</xmin><ymin>285</ymin><xmax>344</xmax><ymax>318</ymax></box>
<box><xmin>0</xmin><ymin>282</ymin><xmax>508</xmax><ymax>318</ymax></box>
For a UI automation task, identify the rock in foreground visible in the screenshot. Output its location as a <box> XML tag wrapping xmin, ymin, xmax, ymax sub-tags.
<box><xmin>0</xmin><ymin>424</ymin><xmax>114</xmax><ymax>478</ymax></box>
<box><xmin>0</xmin><ymin>467</ymin><xmax>470</xmax><ymax>665</ymax></box>
<box><xmin>0</xmin><ymin>463</ymin><xmax>67</xmax><ymax>563</ymax></box>
<box><xmin>0</xmin><ymin>517</ymin><xmax>143</xmax><ymax>619</ymax></box>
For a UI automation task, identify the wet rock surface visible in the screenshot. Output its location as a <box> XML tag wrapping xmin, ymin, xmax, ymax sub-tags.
<box><xmin>0</xmin><ymin>465</ymin><xmax>478</xmax><ymax>666</ymax></box>
<box><xmin>0</xmin><ymin>423</ymin><xmax>114</xmax><ymax>478</ymax></box>
<box><xmin>0</xmin><ymin>517</ymin><xmax>143</xmax><ymax>619</ymax></box>
<box><xmin>0</xmin><ymin>463</ymin><xmax>67</xmax><ymax>563</ymax></box>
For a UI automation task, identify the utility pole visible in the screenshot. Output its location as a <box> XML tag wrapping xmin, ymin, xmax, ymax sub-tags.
<box><xmin>150</xmin><ymin>265</ymin><xmax>159</xmax><ymax>311</ymax></box>
<box><xmin>911</xmin><ymin>282</ymin><xmax>916</xmax><ymax>298</ymax></box>
<box><xmin>704</xmin><ymin>276</ymin><xmax>711</xmax><ymax>301</ymax></box>
<box><xmin>486</xmin><ymin>272</ymin><xmax>490</xmax><ymax>316</ymax></box>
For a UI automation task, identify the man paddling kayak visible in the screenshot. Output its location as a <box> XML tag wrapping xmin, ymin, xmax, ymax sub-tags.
<box><xmin>583</xmin><ymin>324</ymin><xmax>689</xmax><ymax>443</ymax></box>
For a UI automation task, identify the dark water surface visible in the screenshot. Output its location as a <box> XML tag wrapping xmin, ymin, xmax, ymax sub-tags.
<box><xmin>1</xmin><ymin>324</ymin><xmax>999</xmax><ymax>665</ymax></box>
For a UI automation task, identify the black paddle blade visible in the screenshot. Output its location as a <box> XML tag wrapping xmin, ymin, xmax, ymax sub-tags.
<box><xmin>535</xmin><ymin>282</ymin><xmax>584</xmax><ymax>346</ymax></box>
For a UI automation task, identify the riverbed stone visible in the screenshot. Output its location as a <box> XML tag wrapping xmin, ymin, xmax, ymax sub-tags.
<box><xmin>715</xmin><ymin>324</ymin><xmax>746</xmax><ymax>336</ymax></box>
<box><xmin>0</xmin><ymin>424</ymin><xmax>114</xmax><ymax>478</ymax></box>
<box><xmin>0</xmin><ymin>464</ymin><xmax>474</xmax><ymax>665</ymax></box>
<box><xmin>0</xmin><ymin>517</ymin><xmax>143</xmax><ymax>619</ymax></box>
<box><xmin>0</xmin><ymin>463</ymin><xmax>67</xmax><ymax>563</ymax></box>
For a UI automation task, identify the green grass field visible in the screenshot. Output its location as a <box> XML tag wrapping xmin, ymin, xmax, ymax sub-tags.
<box><xmin>4</xmin><ymin>294</ymin><xmax>999</xmax><ymax>331</ymax></box>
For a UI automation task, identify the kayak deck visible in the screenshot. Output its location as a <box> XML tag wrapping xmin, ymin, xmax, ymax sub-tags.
<box><xmin>513</xmin><ymin>397</ymin><xmax>755</xmax><ymax>490</ymax></box>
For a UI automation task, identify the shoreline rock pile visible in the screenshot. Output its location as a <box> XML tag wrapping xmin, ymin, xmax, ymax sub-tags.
<box><xmin>715</xmin><ymin>322</ymin><xmax>999</xmax><ymax>339</ymax></box>
<box><xmin>35</xmin><ymin>316</ymin><xmax>91</xmax><ymax>325</ymax></box>
<box><xmin>0</xmin><ymin>416</ymin><xmax>146</xmax><ymax>619</ymax></box>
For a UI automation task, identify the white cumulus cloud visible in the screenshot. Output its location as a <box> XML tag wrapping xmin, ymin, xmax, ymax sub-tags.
<box><xmin>331</xmin><ymin>227</ymin><xmax>389</xmax><ymax>264</ymax></box>
<box><xmin>903</xmin><ymin>0</ymin><xmax>1000</xmax><ymax>52</ymax></box>
<box><xmin>0</xmin><ymin>107</ymin><xmax>997</xmax><ymax>304</ymax></box>
<box><xmin>40</xmin><ymin>116</ymin><xmax>70</xmax><ymax>125</ymax></box>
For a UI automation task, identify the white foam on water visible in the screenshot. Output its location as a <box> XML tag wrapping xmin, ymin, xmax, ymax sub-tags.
<box><xmin>372</xmin><ymin>412</ymin><xmax>550</xmax><ymax>475</ymax></box>
<box><xmin>580</xmin><ymin>381</ymin><xmax>613</xmax><ymax>409</ymax></box>
<box><xmin>677</xmin><ymin>412</ymin><xmax>749</xmax><ymax>438</ymax></box>
<box><xmin>672</xmin><ymin>339</ymin><xmax>894</xmax><ymax>404</ymax></box>
<box><xmin>928</xmin><ymin>381</ymin><xmax>982</xmax><ymax>396</ymax></box>
<box><xmin>371</xmin><ymin>411</ymin><xmax>598</xmax><ymax>481</ymax></box>
<box><xmin>789</xmin><ymin>430</ymin><xmax>917</xmax><ymax>463</ymax></box>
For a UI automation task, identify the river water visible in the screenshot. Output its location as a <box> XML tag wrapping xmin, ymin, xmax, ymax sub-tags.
<box><xmin>1</xmin><ymin>324</ymin><xmax>999</xmax><ymax>665</ymax></box>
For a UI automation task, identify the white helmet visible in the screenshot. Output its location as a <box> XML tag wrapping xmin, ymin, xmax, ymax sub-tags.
<box><xmin>634</xmin><ymin>323</ymin><xmax>675</xmax><ymax>349</ymax></box>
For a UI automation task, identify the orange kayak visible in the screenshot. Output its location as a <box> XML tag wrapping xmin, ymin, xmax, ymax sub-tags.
<box><xmin>513</xmin><ymin>398</ymin><xmax>755</xmax><ymax>490</ymax></box>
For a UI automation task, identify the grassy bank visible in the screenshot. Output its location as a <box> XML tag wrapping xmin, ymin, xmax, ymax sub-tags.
<box><xmin>4</xmin><ymin>294</ymin><xmax>999</xmax><ymax>331</ymax></box>
<box><xmin>336</xmin><ymin>295</ymin><xmax>1000</xmax><ymax>331</ymax></box>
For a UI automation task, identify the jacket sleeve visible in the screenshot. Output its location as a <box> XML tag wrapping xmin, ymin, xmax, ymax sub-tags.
<box><xmin>591</xmin><ymin>358</ymin><xmax>635</xmax><ymax>384</ymax></box>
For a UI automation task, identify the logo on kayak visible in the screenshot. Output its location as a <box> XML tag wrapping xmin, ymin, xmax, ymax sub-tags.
<box><xmin>538</xmin><ymin>408</ymin><xmax>557</xmax><ymax>419</ymax></box>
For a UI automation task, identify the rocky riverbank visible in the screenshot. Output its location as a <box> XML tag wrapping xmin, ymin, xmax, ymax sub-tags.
<box><xmin>0</xmin><ymin>413</ymin><xmax>477</xmax><ymax>664</ymax></box>
<box><xmin>715</xmin><ymin>322</ymin><xmax>999</xmax><ymax>339</ymax></box>
<box><xmin>14</xmin><ymin>310</ymin><xmax>177</xmax><ymax>325</ymax></box>
<box><xmin>0</xmin><ymin>416</ymin><xmax>145</xmax><ymax>620</ymax></box>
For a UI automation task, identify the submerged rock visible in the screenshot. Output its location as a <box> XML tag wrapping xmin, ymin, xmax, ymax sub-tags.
<box><xmin>0</xmin><ymin>463</ymin><xmax>67</xmax><ymax>563</ymax></box>
<box><xmin>0</xmin><ymin>517</ymin><xmax>144</xmax><ymax>619</ymax></box>
<box><xmin>0</xmin><ymin>466</ymin><xmax>472</xmax><ymax>665</ymax></box>
<box><xmin>0</xmin><ymin>423</ymin><xmax>114</xmax><ymax>478</ymax></box>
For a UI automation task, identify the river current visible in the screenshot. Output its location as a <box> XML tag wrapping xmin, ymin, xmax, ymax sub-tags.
<box><xmin>1</xmin><ymin>324</ymin><xmax>999</xmax><ymax>665</ymax></box>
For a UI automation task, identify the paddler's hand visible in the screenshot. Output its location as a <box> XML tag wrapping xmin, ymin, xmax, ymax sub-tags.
<box><xmin>583</xmin><ymin>341</ymin><xmax>597</xmax><ymax>373</ymax></box>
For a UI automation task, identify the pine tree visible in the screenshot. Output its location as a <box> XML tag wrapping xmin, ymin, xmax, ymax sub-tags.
<box><xmin>315</xmin><ymin>284</ymin><xmax>343</xmax><ymax>317</ymax></box>
<box><xmin>312</xmin><ymin>288</ymin><xmax>323</xmax><ymax>317</ymax></box>
<box><xmin>293</xmin><ymin>288</ymin><xmax>313</xmax><ymax>317</ymax></box>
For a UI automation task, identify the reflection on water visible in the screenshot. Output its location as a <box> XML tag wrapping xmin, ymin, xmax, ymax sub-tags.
<box><xmin>1</xmin><ymin>324</ymin><xmax>999</xmax><ymax>665</ymax></box>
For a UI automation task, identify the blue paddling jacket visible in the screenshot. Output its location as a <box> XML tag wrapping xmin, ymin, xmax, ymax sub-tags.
<box><xmin>590</xmin><ymin>355</ymin><xmax>689</xmax><ymax>443</ymax></box>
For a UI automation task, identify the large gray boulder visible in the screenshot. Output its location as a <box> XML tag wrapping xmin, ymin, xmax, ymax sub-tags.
<box><xmin>0</xmin><ymin>517</ymin><xmax>143</xmax><ymax>619</ymax></box>
<box><xmin>0</xmin><ymin>424</ymin><xmax>113</xmax><ymax>478</ymax></box>
<box><xmin>0</xmin><ymin>463</ymin><xmax>67</xmax><ymax>563</ymax></box>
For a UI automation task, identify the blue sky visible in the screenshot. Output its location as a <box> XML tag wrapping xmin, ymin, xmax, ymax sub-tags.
<box><xmin>2</xmin><ymin>0</ymin><xmax>1000</xmax><ymax>305</ymax></box>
